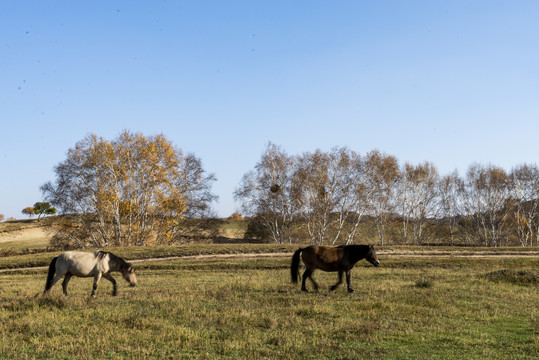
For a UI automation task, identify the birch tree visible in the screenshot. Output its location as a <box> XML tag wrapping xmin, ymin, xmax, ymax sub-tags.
<box><xmin>364</xmin><ymin>150</ymin><xmax>400</xmax><ymax>245</ymax></box>
<box><xmin>509</xmin><ymin>163</ymin><xmax>539</xmax><ymax>246</ymax></box>
<box><xmin>293</xmin><ymin>149</ymin><xmax>335</xmax><ymax>245</ymax></box>
<box><xmin>460</xmin><ymin>163</ymin><xmax>511</xmax><ymax>246</ymax></box>
<box><xmin>292</xmin><ymin>148</ymin><xmax>370</xmax><ymax>245</ymax></box>
<box><xmin>438</xmin><ymin>170</ymin><xmax>463</xmax><ymax>245</ymax></box>
<box><xmin>41</xmin><ymin>131</ymin><xmax>216</xmax><ymax>247</ymax></box>
<box><xmin>398</xmin><ymin>161</ymin><xmax>439</xmax><ymax>244</ymax></box>
<box><xmin>234</xmin><ymin>143</ymin><xmax>297</xmax><ymax>243</ymax></box>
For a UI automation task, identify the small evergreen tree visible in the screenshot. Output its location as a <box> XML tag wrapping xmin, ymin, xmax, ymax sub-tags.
<box><xmin>33</xmin><ymin>202</ymin><xmax>56</xmax><ymax>221</ymax></box>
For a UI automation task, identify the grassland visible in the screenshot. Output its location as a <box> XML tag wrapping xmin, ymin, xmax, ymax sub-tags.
<box><xmin>0</xmin><ymin>247</ymin><xmax>537</xmax><ymax>359</ymax></box>
<box><xmin>0</xmin><ymin>218</ymin><xmax>537</xmax><ymax>358</ymax></box>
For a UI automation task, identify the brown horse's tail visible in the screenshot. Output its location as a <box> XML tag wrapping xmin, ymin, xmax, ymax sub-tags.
<box><xmin>291</xmin><ymin>248</ymin><xmax>304</xmax><ymax>284</ymax></box>
<box><xmin>44</xmin><ymin>256</ymin><xmax>58</xmax><ymax>292</ymax></box>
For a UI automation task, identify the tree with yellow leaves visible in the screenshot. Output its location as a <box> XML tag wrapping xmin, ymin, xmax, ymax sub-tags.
<box><xmin>41</xmin><ymin>130</ymin><xmax>216</xmax><ymax>247</ymax></box>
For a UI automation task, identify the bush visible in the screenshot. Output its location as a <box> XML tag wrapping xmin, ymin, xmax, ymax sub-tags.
<box><xmin>482</xmin><ymin>269</ymin><xmax>539</xmax><ymax>286</ymax></box>
<box><xmin>243</xmin><ymin>216</ymin><xmax>271</xmax><ymax>241</ymax></box>
<box><xmin>415</xmin><ymin>276</ymin><xmax>435</xmax><ymax>288</ymax></box>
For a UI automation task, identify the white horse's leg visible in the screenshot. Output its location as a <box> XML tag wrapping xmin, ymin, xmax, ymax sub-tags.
<box><xmin>44</xmin><ymin>256</ymin><xmax>70</xmax><ymax>294</ymax></box>
<box><xmin>61</xmin><ymin>273</ymin><xmax>73</xmax><ymax>296</ymax></box>
<box><xmin>91</xmin><ymin>272</ymin><xmax>102</xmax><ymax>298</ymax></box>
<box><xmin>47</xmin><ymin>272</ymin><xmax>66</xmax><ymax>292</ymax></box>
<box><xmin>103</xmin><ymin>274</ymin><xmax>117</xmax><ymax>296</ymax></box>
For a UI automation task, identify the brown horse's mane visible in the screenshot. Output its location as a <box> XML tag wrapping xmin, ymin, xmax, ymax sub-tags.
<box><xmin>337</xmin><ymin>244</ymin><xmax>370</xmax><ymax>248</ymax></box>
<box><xmin>338</xmin><ymin>244</ymin><xmax>371</xmax><ymax>260</ymax></box>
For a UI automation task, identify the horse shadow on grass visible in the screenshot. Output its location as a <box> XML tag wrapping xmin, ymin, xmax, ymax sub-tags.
<box><xmin>1</xmin><ymin>295</ymin><xmax>68</xmax><ymax>312</ymax></box>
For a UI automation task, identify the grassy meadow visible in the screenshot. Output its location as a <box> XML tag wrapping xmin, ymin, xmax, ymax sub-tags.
<box><xmin>0</xmin><ymin>248</ymin><xmax>537</xmax><ymax>359</ymax></box>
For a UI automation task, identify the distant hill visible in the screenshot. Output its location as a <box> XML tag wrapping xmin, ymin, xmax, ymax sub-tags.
<box><xmin>0</xmin><ymin>216</ymin><xmax>249</xmax><ymax>252</ymax></box>
<box><xmin>0</xmin><ymin>218</ymin><xmax>54</xmax><ymax>251</ymax></box>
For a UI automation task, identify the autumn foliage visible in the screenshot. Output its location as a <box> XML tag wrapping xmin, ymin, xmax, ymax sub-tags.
<box><xmin>41</xmin><ymin>131</ymin><xmax>216</xmax><ymax>247</ymax></box>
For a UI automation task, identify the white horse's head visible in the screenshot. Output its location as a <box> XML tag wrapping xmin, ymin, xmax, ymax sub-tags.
<box><xmin>122</xmin><ymin>264</ymin><xmax>137</xmax><ymax>287</ymax></box>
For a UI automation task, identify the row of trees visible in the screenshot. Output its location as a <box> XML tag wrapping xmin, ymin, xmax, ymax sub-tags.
<box><xmin>235</xmin><ymin>143</ymin><xmax>539</xmax><ymax>247</ymax></box>
<box><xmin>42</xmin><ymin>131</ymin><xmax>217</xmax><ymax>248</ymax></box>
<box><xmin>1</xmin><ymin>202</ymin><xmax>56</xmax><ymax>223</ymax></box>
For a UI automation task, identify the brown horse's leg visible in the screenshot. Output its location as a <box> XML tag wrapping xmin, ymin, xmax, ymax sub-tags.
<box><xmin>330</xmin><ymin>271</ymin><xmax>343</xmax><ymax>291</ymax></box>
<box><xmin>304</xmin><ymin>269</ymin><xmax>319</xmax><ymax>292</ymax></box>
<box><xmin>346</xmin><ymin>270</ymin><xmax>354</xmax><ymax>293</ymax></box>
<box><xmin>61</xmin><ymin>273</ymin><xmax>73</xmax><ymax>296</ymax></box>
<box><xmin>302</xmin><ymin>268</ymin><xmax>319</xmax><ymax>292</ymax></box>
<box><xmin>301</xmin><ymin>269</ymin><xmax>310</xmax><ymax>291</ymax></box>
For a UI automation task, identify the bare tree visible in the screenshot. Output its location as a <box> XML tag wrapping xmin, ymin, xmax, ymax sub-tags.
<box><xmin>340</xmin><ymin>151</ymin><xmax>371</xmax><ymax>245</ymax></box>
<box><xmin>235</xmin><ymin>144</ymin><xmax>539</xmax><ymax>247</ymax></box>
<box><xmin>509</xmin><ymin>163</ymin><xmax>539</xmax><ymax>246</ymax></box>
<box><xmin>177</xmin><ymin>154</ymin><xmax>218</xmax><ymax>218</ymax></box>
<box><xmin>399</xmin><ymin>161</ymin><xmax>440</xmax><ymax>244</ymax></box>
<box><xmin>293</xmin><ymin>149</ymin><xmax>335</xmax><ymax>244</ymax></box>
<box><xmin>460</xmin><ymin>163</ymin><xmax>511</xmax><ymax>246</ymax></box>
<box><xmin>293</xmin><ymin>148</ymin><xmax>368</xmax><ymax>245</ymax></box>
<box><xmin>364</xmin><ymin>150</ymin><xmax>400</xmax><ymax>245</ymax></box>
<box><xmin>234</xmin><ymin>143</ymin><xmax>297</xmax><ymax>243</ymax></box>
<box><xmin>437</xmin><ymin>170</ymin><xmax>463</xmax><ymax>245</ymax></box>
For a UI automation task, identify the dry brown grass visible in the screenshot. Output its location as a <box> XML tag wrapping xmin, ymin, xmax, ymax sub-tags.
<box><xmin>0</xmin><ymin>252</ymin><xmax>537</xmax><ymax>359</ymax></box>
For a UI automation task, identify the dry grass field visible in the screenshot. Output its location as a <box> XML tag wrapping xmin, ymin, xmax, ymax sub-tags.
<box><xmin>0</xmin><ymin>219</ymin><xmax>537</xmax><ymax>359</ymax></box>
<box><xmin>0</xmin><ymin>249</ymin><xmax>537</xmax><ymax>359</ymax></box>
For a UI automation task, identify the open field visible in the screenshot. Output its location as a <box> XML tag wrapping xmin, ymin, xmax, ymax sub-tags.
<box><xmin>0</xmin><ymin>247</ymin><xmax>537</xmax><ymax>359</ymax></box>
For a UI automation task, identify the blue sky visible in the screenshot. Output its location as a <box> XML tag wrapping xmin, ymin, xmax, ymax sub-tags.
<box><xmin>1</xmin><ymin>1</ymin><xmax>538</xmax><ymax>220</ymax></box>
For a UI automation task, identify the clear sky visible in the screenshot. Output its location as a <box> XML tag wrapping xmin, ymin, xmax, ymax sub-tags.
<box><xmin>1</xmin><ymin>1</ymin><xmax>538</xmax><ymax>220</ymax></box>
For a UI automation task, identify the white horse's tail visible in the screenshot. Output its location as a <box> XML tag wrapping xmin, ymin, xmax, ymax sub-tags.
<box><xmin>44</xmin><ymin>256</ymin><xmax>59</xmax><ymax>292</ymax></box>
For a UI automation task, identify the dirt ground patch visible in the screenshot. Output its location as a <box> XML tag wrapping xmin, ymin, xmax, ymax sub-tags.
<box><xmin>1</xmin><ymin>250</ymin><xmax>536</xmax><ymax>274</ymax></box>
<box><xmin>0</xmin><ymin>227</ymin><xmax>51</xmax><ymax>244</ymax></box>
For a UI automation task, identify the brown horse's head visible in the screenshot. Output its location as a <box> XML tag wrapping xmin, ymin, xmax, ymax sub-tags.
<box><xmin>122</xmin><ymin>264</ymin><xmax>137</xmax><ymax>287</ymax></box>
<box><xmin>365</xmin><ymin>245</ymin><xmax>380</xmax><ymax>267</ymax></box>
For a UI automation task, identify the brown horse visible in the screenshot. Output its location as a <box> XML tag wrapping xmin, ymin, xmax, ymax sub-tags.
<box><xmin>291</xmin><ymin>245</ymin><xmax>380</xmax><ymax>293</ymax></box>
